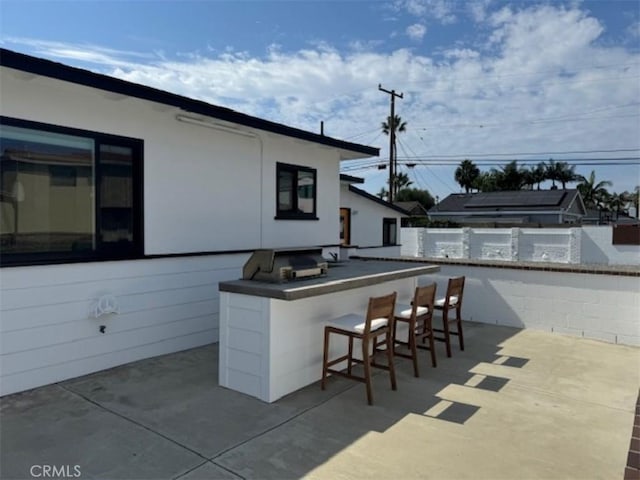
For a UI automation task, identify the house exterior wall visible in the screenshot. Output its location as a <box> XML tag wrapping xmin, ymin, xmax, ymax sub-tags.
<box><xmin>420</xmin><ymin>264</ymin><xmax>640</xmax><ymax>346</ymax></box>
<box><xmin>1</xmin><ymin>67</ymin><xmax>340</xmax><ymax>253</ymax></box>
<box><xmin>0</xmin><ymin>254</ymin><xmax>247</xmax><ymax>396</ymax></box>
<box><xmin>0</xmin><ymin>66</ymin><xmax>345</xmax><ymax>396</ymax></box>
<box><xmin>339</xmin><ymin>184</ymin><xmax>404</xmax><ymax>250</ymax></box>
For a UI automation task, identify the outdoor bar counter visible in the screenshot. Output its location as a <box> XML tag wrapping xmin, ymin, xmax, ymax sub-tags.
<box><xmin>218</xmin><ymin>259</ymin><xmax>440</xmax><ymax>402</ymax></box>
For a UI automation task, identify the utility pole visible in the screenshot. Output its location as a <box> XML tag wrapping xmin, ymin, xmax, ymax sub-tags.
<box><xmin>378</xmin><ymin>84</ymin><xmax>403</xmax><ymax>203</ymax></box>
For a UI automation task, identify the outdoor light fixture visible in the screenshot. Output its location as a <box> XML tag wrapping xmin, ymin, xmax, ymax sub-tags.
<box><xmin>175</xmin><ymin>114</ymin><xmax>256</xmax><ymax>138</ymax></box>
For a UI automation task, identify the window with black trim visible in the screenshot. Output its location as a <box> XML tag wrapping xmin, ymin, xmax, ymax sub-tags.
<box><xmin>0</xmin><ymin>117</ymin><xmax>143</xmax><ymax>266</ymax></box>
<box><xmin>382</xmin><ymin>218</ymin><xmax>397</xmax><ymax>246</ymax></box>
<box><xmin>276</xmin><ymin>162</ymin><xmax>317</xmax><ymax>219</ymax></box>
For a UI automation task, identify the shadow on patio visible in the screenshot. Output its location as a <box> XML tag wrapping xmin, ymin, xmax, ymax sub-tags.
<box><xmin>1</xmin><ymin>321</ymin><xmax>638</xmax><ymax>480</ymax></box>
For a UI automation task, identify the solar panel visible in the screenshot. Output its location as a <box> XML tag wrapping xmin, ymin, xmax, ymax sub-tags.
<box><xmin>465</xmin><ymin>190</ymin><xmax>566</xmax><ymax>208</ymax></box>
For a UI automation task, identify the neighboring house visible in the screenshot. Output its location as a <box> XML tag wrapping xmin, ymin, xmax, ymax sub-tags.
<box><xmin>429</xmin><ymin>189</ymin><xmax>586</xmax><ymax>225</ymax></box>
<box><xmin>393</xmin><ymin>201</ymin><xmax>429</xmax><ymax>227</ymax></box>
<box><xmin>0</xmin><ymin>49</ymin><xmax>378</xmax><ymax>396</ymax></box>
<box><xmin>583</xmin><ymin>209</ymin><xmax>640</xmax><ymax>226</ymax></box>
<box><xmin>339</xmin><ymin>174</ymin><xmax>408</xmax><ymax>256</ymax></box>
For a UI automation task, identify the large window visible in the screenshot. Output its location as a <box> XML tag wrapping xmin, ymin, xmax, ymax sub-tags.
<box><xmin>382</xmin><ymin>218</ymin><xmax>397</xmax><ymax>246</ymax></box>
<box><xmin>276</xmin><ymin>162</ymin><xmax>317</xmax><ymax>220</ymax></box>
<box><xmin>0</xmin><ymin>117</ymin><xmax>143</xmax><ymax>266</ymax></box>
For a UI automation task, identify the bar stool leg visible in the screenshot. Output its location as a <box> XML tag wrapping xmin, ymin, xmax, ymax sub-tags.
<box><xmin>456</xmin><ymin>306</ymin><xmax>465</xmax><ymax>351</ymax></box>
<box><xmin>362</xmin><ymin>337</ymin><xmax>373</xmax><ymax>405</ymax></box>
<box><xmin>321</xmin><ymin>328</ymin><xmax>330</xmax><ymax>390</ymax></box>
<box><xmin>443</xmin><ymin>310</ymin><xmax>452</xmax><ymax>358</ymax></box>
<box><xmin>347</xmin><ymin>337</ymin><xmax>354</xmax><ymax>374</ymax></box>
<box><xmin>409</xmin><ymin>326</ymin><xmax>419</xmax><ymax>377</ymax></box>
<box><xmin>386</xmin><ymin>330</ymin><xmax>397</xmax><ymax>390</ymax></box>
<box><xmin>428</xmin><ymin>329</ymin><xmax>437</xmax><ymax>367</ymax></box>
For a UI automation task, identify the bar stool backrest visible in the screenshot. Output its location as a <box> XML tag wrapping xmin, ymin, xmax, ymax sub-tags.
<box><xmin>365</xmin><ymin>292</ymin><xmax>397</xmax><ymax>336</ymax></box>
<box><xmin>445</xmin><ymin>276</ymin><xmax>465</xmax><ymax>309</ymax></box>
<box><xmin>414</xmin><ymin>283</ymin><xmax>436</xmax><ymax>317</ymax></box>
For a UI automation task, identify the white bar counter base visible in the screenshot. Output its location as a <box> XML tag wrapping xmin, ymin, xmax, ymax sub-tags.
<box><xmin>218</xmin><ymin>259</ymin><xmax>440</xmax><ymax>402</ymax></box>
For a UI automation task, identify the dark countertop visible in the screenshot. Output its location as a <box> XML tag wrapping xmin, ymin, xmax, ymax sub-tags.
<box><xmin>218</xmin><ymin>259</ymin><xmax>440</xmax><ymax>300</ymax></box>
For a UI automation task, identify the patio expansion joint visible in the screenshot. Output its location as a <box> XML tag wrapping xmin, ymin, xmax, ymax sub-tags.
<box><xmin>56</xmin><ymin>384</ymin><xmax>213</xmax><ymax>465</ymax></box>
<box><xmin>172</xmin><ymin>459</ymin><xmax>245</xmax><ymax>480</ymax></box>
<box><xmin>208</xmin><ymin>381</ymin><xmax>360</xmax><ymax>463</ymax></box>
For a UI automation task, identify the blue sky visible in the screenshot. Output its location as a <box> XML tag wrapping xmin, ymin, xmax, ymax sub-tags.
<box><xmin>1</xmin><ymin>0</ymin><xmax>639</xmax><ymax>202</ymax></box>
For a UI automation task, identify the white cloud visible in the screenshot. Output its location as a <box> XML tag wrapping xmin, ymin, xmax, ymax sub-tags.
<box><xmin>4</xmin><ymin>4</ymin><xmax>639</xmax><ymax>200</ymax></box>
<box><xmin>396</xmin><ymin>0</ymin><xmax>457</xmax><ymax>24</ymax></box>
<box><xmin>467</xmin><ymin>0</ymin><xmax>493</xmax><ymax>23</ymax></box>
<box><xmin>406</xmin><ymin>23</ymin><xmax>427</xmax><ymax>41</ymax></box>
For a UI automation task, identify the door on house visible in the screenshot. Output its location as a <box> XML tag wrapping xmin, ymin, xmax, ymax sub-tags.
<box><xmin>340</xmin><ymin>208</ymin><xmax>351</xmax><ymax>245</ymax></box>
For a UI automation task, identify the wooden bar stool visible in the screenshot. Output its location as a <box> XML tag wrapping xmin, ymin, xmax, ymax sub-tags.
<box><xmin>433</xmin><ymin>276</ymin><xmax>465</xmax><ymax>357</ymax></box>
<box><xmin>321</xmin><ymin>292</ymin><xmax>397</xmax><ymax>405</ymax></box>
<box><xmin>393</xmin><ymin>283</ymin><xmax>437</xmax><ymax>377</ymax></box>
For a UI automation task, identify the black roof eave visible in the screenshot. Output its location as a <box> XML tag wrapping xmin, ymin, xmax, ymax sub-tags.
<box><xmin>0</xmin><ymin>48</ymin><xmax>379</xmax><ymax>158</ymax></box>
<box><xmin>339</xmin><ymin>174</ymin><xmax>365</xmax><ymax>184</ymax></box>
<box><xmin>348</xmin><ymin>185</ymin><xmax>410</xmax><ymax>215</ymax></box>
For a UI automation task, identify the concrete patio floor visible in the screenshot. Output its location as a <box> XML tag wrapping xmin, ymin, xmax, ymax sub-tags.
<box><xmin>1</xmin><ymin>322</ymin><xmax>638</xmax><ymax>480</ymax></box>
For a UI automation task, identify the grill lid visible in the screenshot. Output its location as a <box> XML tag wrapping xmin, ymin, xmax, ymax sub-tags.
<box><xmin>242</xmin><ymin>247</ymin><xmax>328</xmax><ymax>283</ymax></box>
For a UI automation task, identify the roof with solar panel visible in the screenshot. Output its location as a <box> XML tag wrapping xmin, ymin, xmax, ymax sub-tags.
<box><xmin>430</xmin><ymin>189</ymin><xmax>586</xmax><ymax>216</ymax></box>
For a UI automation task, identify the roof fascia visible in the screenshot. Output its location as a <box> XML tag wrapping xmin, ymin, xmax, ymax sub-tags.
<box><xmin>339</xmin><ymin>174</ymin><xmax>365</xmax><ymax>184</ymax></box>
<box><xmin>348</xmin><ymin>185</ymin><xmax>409</xmax><ymax>215</ymax></box>
<box><xmin>1</xmin><ymin>48</ymin><xmax>379</xmax><ymax>158</ymax></box>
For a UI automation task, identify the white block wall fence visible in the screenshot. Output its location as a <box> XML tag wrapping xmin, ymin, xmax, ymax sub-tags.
<box><xmin>417</xmin><ymin>262</ymin><xmax>640</xmax><ymax>346</ymax></box>
<box><xmin>401</xmin><ymin>226</ymin><xmax>639</xmax><ymax>266</ymax></box>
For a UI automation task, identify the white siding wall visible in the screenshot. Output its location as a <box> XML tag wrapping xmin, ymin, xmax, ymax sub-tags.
<box><xmin>340</xmin><ymin>184</ymin><xmax>404</xmax><ymax>249</ymax></box>
<box><xmin>0</xmin><ymin>254</ymin><xmax>248</xmax><ymax>396</ymax></box>
<box><xmin>419</xmin><ymin>265</ymin><xmax>640</xmax><ymax>346</ymax></box>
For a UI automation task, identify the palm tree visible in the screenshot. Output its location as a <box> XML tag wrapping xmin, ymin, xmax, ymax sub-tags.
<box><xmin>377</xmin><ymin>187</ymin><xmax>389</xmax><ymax>201</ymax></box>
<box><xmin>527</xmin><ymin>162</ymin><xmax>547</xmax><ymax>190</ymax></box>
<box><xmin>454</xmin><ymin>159</ymin><xmax>480</xmax><ymax>193</ymax></box>
<box><xmin>546</xmin><ymin>160</ymin><xmax>578</xmax><ymax>189</ymax></box>
<box><xmin>390</xmin><ymin>171</ymin><xmax>413</xmax><ymax>193</ymax></box>
<box><xmin>473</xmin><ymin>171</ymin><xmax>500</xmax><ymax>192</ymax></box>
<box><xmin>492</xmin><ymin>160</ymin><xmax>525</xmax><ymax>191</ymax></box>
<box><xmin>607</xmin><ymin>192</ymin><xmax>626</xmax><ymax>217</ymax></box>
<box><xmin>381</xmin><ymin>115</ymin><xmax>407</xmax><ymax>135</ymax></box>
<box><xmin>545</xmin><ymin>159</ymin><xmax>560</xmax><ymax>189</ymax></box>
<box><xmin>555</xmin><ymin>162</ymin><xmax>578</xmax><ymax>189</ymax></box>
<box><xmin>576</xmin><ymin>170</ymin><xmax>612</xmax><ymax>209</ymax></box>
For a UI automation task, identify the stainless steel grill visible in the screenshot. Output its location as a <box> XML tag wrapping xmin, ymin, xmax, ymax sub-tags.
<box><xmin>242</xmin><ymin>247</ymin><xmax>328</xmax><ymax>283</ymax></box>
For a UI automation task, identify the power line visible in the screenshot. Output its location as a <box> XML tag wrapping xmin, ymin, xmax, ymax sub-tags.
<box><xmin>340</xmin><ymin>157</ymin><xmax>640</xmax><ymax>172</ymax></box>
<box><xmin>396</xmin><ymin>136</ymin><xmax>458</xmax><ymax>193</ymax></box>
<box><xmin>396</xmin><ymin>148</ymin><xmax>640</xmax><ymax>159</ymax></box>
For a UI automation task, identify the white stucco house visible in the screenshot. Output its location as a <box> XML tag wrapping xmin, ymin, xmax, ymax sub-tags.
<box><xmin>339</xmin><ymin>174</ymin><xmax>409</xmax><ymax>257</ymax></box>
<box><xmin>0</xmin><ymin>49</ymin><xmax>379</xmax><ymax>396</ymax></box>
